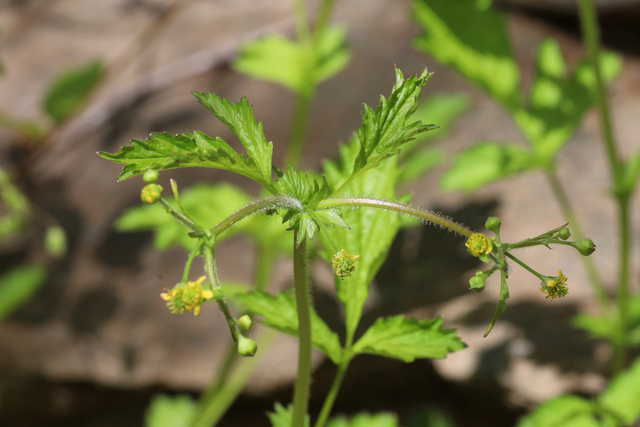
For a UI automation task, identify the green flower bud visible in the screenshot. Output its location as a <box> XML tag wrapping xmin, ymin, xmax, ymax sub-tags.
<box><xmin>572</xmin><ymin>238</ymin><xmax>596</xmax><ymax>256</ymax></box>
<box><xmin>469</xmin><ymin>271</ymin><xmax>487</xmax><ymax>293</ymax></box>
<box><xmin>237</xmin><ymin>335</ymin><xmax>257</xmax><ymax>357</ymax></box>
<box><xmin>485</xmin><ymin>217</ymin><xmax>501</xmax><ymax>233</ymax></box>
<box><xmin>141</xmin><ymin>184</ymin><xmax>163</xmax><ymax>204</ymax></box>
<box><xmin>143</xmin><ymin>169</ymin><xmax>159</xmax><ymax>184</ymax></box>
<box><xmin>237</xmin><ymin>315</ymin><xmax>253</xmax><ymax>331</ymax></box>
<box><xmin>558</xmin><ymin>227</ymin><xmax>571</xmax><ymax>240</ymax></box>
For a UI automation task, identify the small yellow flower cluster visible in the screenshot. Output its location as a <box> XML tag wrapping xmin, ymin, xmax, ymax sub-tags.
<box><xmin>465</xmin><ymin>233</ymin><xmax>493</xmax><ymax>257</ymax></box>
<box><xmin>541</xmin><ymin>270</ymin><xmax>568</xmax><ymax>300</ymax></box>
<box><xmin>160</xmin><ymin>276</ymin><xmax>214</xmax><ymax>316</ymax></box>
<box><xmin>332</xmin><ymin>249</ymin><xmax>360</xmax><ymax>280</ymax></box>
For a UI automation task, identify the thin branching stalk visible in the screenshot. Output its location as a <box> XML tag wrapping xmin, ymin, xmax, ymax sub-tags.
<box><xmin>314</xmin><ymin>359</ymin><xmax>350</xmax><ymax>427</ymax></box>
<box><xmin>210</xmin><ymin>196</ymin><xmax>302</xmax><ymax>237</ymax></box>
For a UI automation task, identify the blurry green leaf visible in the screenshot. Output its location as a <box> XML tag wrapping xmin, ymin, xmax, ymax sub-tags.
<box><xmin>516</xmin><ymin>395</ymin><xmax>601</xmax><ymax>427</ymax></box>
<box><xmin>327</xmin><ymin>412</ymin><xmax>399</xmax><ymax>427</ymax></box>
<box><xmin>573</xmin><ymin>295</ymin><xmax>640</xmax><ymax>347</ymax></box>
<box><xmin>399</xmin><ymin>149</ymin><xmax>443</xmax><ymax>183</ymax></box>
<box><xmin>0</xmin><ymin>112</ymin><xmax>44</xmax><ymax>140</ymax></box>
<box><xmin>0</xmin><ymin>168</ymin><xmax>29</xmax><ymax>240</ymax></box>
<box><xmin>337</xmin><ymin>67</ymin><xmax>437</xmax><ymax>191</ymax></box>
<box><xmin>44</xmin><ymin>226</ymin><xmax>67</xmax><ymax>258</ymax></box>
<box><xmin>234</xmin><ymin>26</ymin><xmax>350</xmax><ymax>94</ymax></box>
<box><xmin>353</xmin><ymin>315</ymin><xmax>465</xmax><ymax>362</ymax></box>
<box><xmin>145</xmin><ymin>394</ymin><xmax>196</xmax><ymax>427</ymax></box>
<box><xmin>517</xmin><ymin>40</ymin><xmax>623</xmax><ymax>159</ymax></box>
<box><xmin>322</xmin><ymin>136</ymin><xmax>403</xmax><ymax>340</ymax></box>
<box><xmin>117</xmin><ymin>183</ymin><xmax>288</xmax><ymax>251</ymax></box>
<box><xmin>43</xmin><ymin>60</ymin><xmax>103</xmax><ymax>124</ymax></box>
<box><xmin>600</xmin><ymin>357</ymin><xmax>640</xmax><ymax>425</ymax></box>
<box><xmin>412</xmin><ymin>0</ymin><xmax>521</xmax><ymax>111</ymax></box>
<box><xmin>232</xmin><ymin>290</ymin><xmax>342</xmax><ymax>364</ymax></box>
<box><xmin>407</xmin><ymin>407</ymin><xmax>456</xmax><ymax>427</ymax></box>
<box><xmin>268</xmin><ymin>403</ymin><xmax>310</xmax><ymax>427</ymax></box>
<box><xmin>441</xmin><ymin>142</ymin><xmax>539</xmax><ymax>192</ymax></box>
<box><xmin>0</xmin><ymin>265</ymin><xmax>47</xmax><ymax>320</ymax></box>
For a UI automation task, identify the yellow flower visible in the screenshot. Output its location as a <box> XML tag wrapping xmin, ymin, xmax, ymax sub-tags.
<box><xmin>541</xmin><ymin>270</ymin><xmax>568</xmax><ymax>300</ymax></box>
<box><xmin>160</xmin><ymin>276</ymin><xmax>215</xmax><ymax>316</ymax></box>
<box><xmin>332</xmin><ymin>249</ymin><xmax>359</xmax><ymax>280</ymax></box>
<box><xmin>465</xmin><ymin>233</ymin><xmax>493</xmax><ymax>257</ymax></box>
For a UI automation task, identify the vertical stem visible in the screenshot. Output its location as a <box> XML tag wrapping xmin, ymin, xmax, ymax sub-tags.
<box><xmin>287</xmin><ymin>92</ymin><xmax>312</xmax><ymax>169</ymax></box>
<box><xmin>577</xmin><ymin>0</ymin><xmax>631</xmax><ymax>373</ymax></box>
<box><xmin>545</xmin><ymin>169</ymin><xmax>609</xmax><ymax>313</ymax></box>
<box><xmin>292</xmin><ymin>230</ymin><xmax>312</xmax><ymax>427</ymax></box>
<box><xmin>314</xmin><ymin>360</ymin><xmax>349</xmax><ymax>427</ymax></box>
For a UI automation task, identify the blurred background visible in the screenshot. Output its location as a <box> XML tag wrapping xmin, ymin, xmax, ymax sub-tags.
<box><xmin>1</xmin><ymin>0</ymin><xmax>639</xmax><ymax>426</ymax></box>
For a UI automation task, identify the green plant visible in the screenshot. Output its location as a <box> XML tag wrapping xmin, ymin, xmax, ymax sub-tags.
<box><xmin>100</xmin><ymin>64</ymin><xmax>594</xmax><ymax>426</ymax></box>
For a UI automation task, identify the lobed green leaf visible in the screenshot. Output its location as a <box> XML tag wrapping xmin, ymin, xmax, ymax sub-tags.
<box><xmin>412</xmin><ymin>0</ymin><xmax>521</xmax><ymax>111</ymax></box>
<box><xmin>43</xmin><ymin>59</ymin><xmax>103</xmax><ymax>124</ymax></box>
<box><xmin>233</xmin><ymin>26</ymin><xmax>350</xmax><ymax>95</ymax></box>
<box><xmin>232</xmin><ymin>290</ymin><xmax>342</xmax><ymax>364</ymax></box>
<box><xmin>515</xmin><ymin>395</ymin><xmax>601</xmax><ymax>427</ymax></box>
<box><xmin>352</xmin><ymin>315</ymin><xmax>465</xmax><ymax>362</ymax></box>
<box><xmin>336</xmin><ymin>67</ymin><xmax>436</xmax><ymax>192</ymax></box>
<box><xmin>192</xmin><ymin>92</ymin><xmax>273</xmax><ymax>186</ymax></box>
<box><xmin>441</xmin><ymin>142</ymin><xmax>539</xmax><ymax>192</ymax></box>
<box><xmin>268</xmin><ymin>403</ymin><xmax>310</xmax><ymax>427</ymax></box>
<box><xmin>599</xmin><ymin>357</ymin><xmax>640</xmax><ymax>425</ymax></box>
<box><xmin>322</xmin><ymin>136</ymin><xmax>403</xmax><ymax>340</ymax></box>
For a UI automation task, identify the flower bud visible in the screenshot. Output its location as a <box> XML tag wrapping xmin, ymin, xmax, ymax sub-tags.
<box><xmin>141</xmin><ymin>184</ymin><xmax>163</xmax><ymax>204</ymax></box>
<box><xmin>143</xmin><ymin>169</ymin><xmax>159</xmax><ymax>184</ymax></box>
<box><xmin>237</xmin><ymin>335</ymin><xmax>257</xmax><ymax>357</ymax></box>
<box><xmin>558</xmin><ymin>227</ymin><xmax>571</xmax><ymax>240</ymax></box>
<box><xmin>238</xmin><ymin>315</ymin><xmax>253</xmax><ymax>331</ymax></box>
<box><xmin>572</xmin><ymin>238</ymin><xmax>596</xmax><ymax>256</ymax></box>
<box><xmin>485</xmin><ymin>217</ymin><xmax>501</xmax><ymax>233</ymax></box>
<box><xmin>469</xmin><ymin>271</ymin><xmax>487</xmax><ymax>293</ymax></box>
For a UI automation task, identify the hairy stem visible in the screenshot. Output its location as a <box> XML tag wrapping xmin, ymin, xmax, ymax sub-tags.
<box><xmin>210</xmin><ymin>196</ymin><xmax>302</xmax><ymax>238</ymax></box>
<box><xmin>292</xmin><ymin>230</ymin><xmax>312</xmax><ymax>427</ymax></box>
<box><xmin>203</xmin><ymin>245</ymin><xmax>237</xmax><ymax>340</ymax></box>
<box><xmin>159</xmin><ymin>197</ymin><xmax>202</xmax><ymax>232</ymax></box>
<box><xmin>318</xmin><ymin>197</ymin><xmax>473</xmax><ymax>238</ymax></box>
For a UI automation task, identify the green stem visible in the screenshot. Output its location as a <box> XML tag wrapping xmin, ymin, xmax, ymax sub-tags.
<box><xmin>159</xmin><ymin>197</ymin><xmax>202</xmax><ymax>233</ymax></box>
<box><xmin>292</xmin><ymin>230</ymin><xmax>312</xmax><ymax>427</ymax></box>
<box><xmin>577</xmin><ymin>0</ymin><xmax>631</xmax><ymax>373</ymax></box>
<box><xmin>314</xmin><ymin>358</ymin><xmax>350</xmax><ymax>427</ymax></box>
<box><xmin>182</xmin><ymin>239</ymin><xmax>205</xmax><ymax>283</ymax></box>
<box><xmin>544</xmin><ymin>169</ymin><xmax>610</xmax><ymax>314</ymax></box>
<box><xmin>505</xmin><ymin>252</ymin><xmax>546</xmax><ymax>283</ymax></box>
<box><xmin>287</xmin><ymin>92</ymin><xmax>312</xmax><ymax>169</ymax></box>
<box><xmin>210</xmin><ymin>196</ymin><xmax>302</xmax><ymax>237</ymax></box>
<box><xmin>203</xmin><ymin>245</ymin><xmax>238</xmax><ymax>340</ymax></box>
<box><xmin>318</xmin><ymin>197</ymin><xmax>473</xmax><ymax>238</ymax></box>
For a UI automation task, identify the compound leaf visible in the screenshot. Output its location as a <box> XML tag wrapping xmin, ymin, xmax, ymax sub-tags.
<box><xmin>232</xmin><ymin>290</ymin><xmax>342</xmax><ymax>364</ymax></box>
<box><xmin>353</xmin><ymin>315</ymin><xmax>465</xmax><ymax>362</ymax></box>
<box><xmin>412</xmin><ymin>0</ymin><xmax>521</xmax><ymax>111</ymax></box>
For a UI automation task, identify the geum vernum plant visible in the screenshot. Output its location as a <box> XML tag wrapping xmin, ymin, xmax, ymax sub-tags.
<box><xmin>99</xmin><ymin>67</ymin><xmax>595</xmax><ymax>426</ymax></box>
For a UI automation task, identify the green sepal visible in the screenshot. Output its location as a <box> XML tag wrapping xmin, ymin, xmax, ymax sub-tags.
<box><xmin>352</xmin><ymin>315</ymin><xmax>466</xmax><ymax>362</ymax></box>
<box><xmin>484</xmin><ymin>271</ymin><xmax>509</xmax><ymax>337</ymax></box>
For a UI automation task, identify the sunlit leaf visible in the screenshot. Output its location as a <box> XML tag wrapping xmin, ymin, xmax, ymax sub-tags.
<box><xmin>0</xmin><ymin>265</ymin><xmax>47</xmax><ymax>320</ymax></box>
